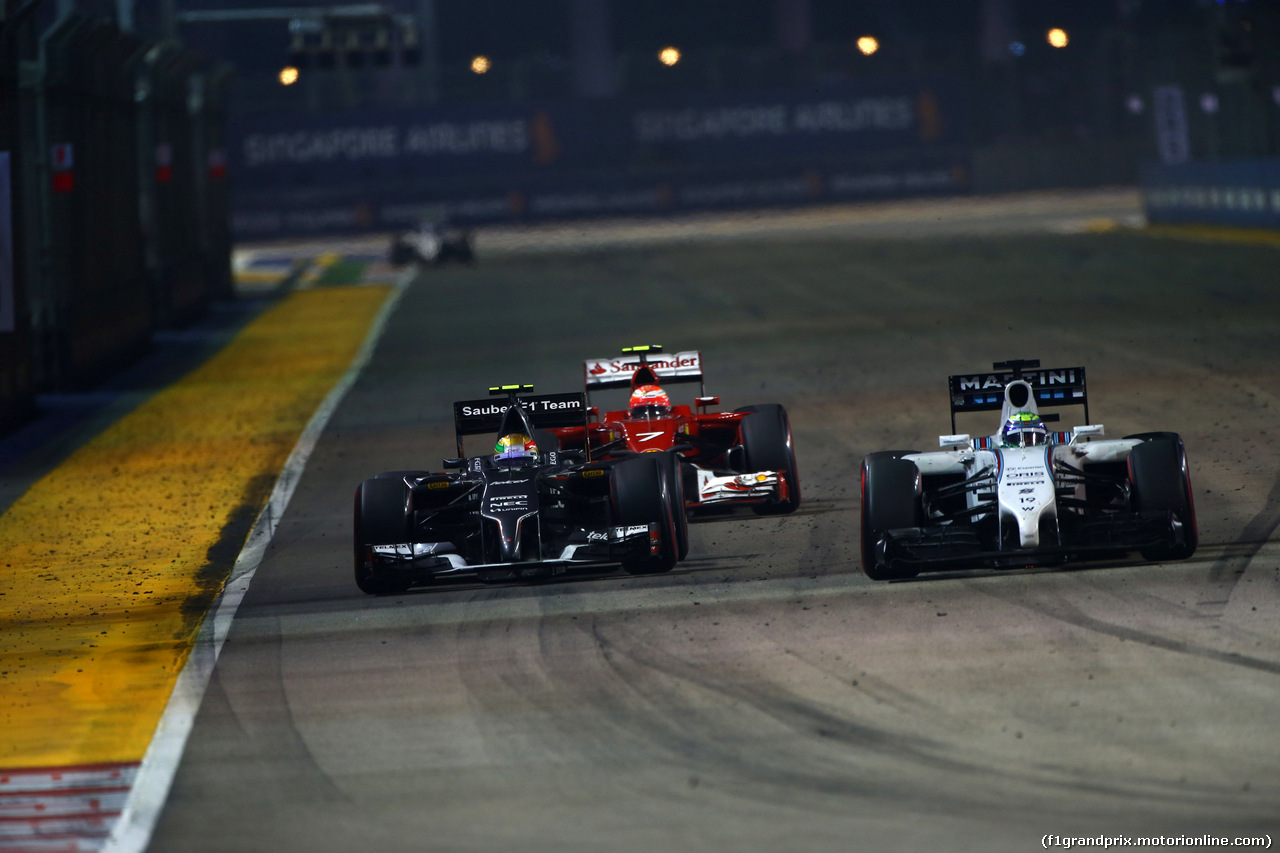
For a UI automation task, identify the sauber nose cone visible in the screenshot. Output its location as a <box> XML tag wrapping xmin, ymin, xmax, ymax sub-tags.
<box><xmin>481</xmin><ymin>474</ymin><xmax>538</xmax><ymax>561</ymax></box>
<box><xmin>997</xmin><ymin>446</ymin><xmax>1056</xmax><ymax>548</ymax></box>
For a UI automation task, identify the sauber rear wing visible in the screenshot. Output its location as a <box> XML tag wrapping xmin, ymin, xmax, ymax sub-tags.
<box><xmin>947</xmin><ymin>359</ymin><xmax>1088</xmax><ymax>433</ymax></box>
<box><xmin>582</xmin><ymin>345</ymin><xmax>704</xmax><ymax>405</ymax></box>
<box><xmin>453</xmin><ymin>386</ymin><xmax>588</xmax><ymax>457</ymax></box>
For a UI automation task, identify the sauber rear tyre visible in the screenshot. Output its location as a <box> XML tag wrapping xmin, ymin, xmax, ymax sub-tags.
<box><xmin>860</xmin><ymin>455</ymin><xmax>922</xmax><ymax>581</ymax></box>
<box><xmin>1128</xmin><ymin>435</ymin><xmax>1198</xmax><ymax>562</ymax></box>
<box><xmin>611</xmin><ymin>456</ymin><xmax>678</xmax><ymax>575</ymax></box>
<box><xmin>658</xmin><ymin>451</ymin><xmax>690</xmax><ymax>560</ymax></box>
<box><xmin>736</xmin><ymin>404</ymin><xmax>801</xmax><ymax>514</ymax></box>
<box><xmin>354</xmin><ymin>477</ymin><xmax>414</xmax><ymax>595</ymax></box>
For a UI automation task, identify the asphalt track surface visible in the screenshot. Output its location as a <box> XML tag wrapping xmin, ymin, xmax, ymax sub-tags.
<box><xmin>144</xmin><ymin>192</ymin><xmax>1277</xmax><ymax>852</ymax></box>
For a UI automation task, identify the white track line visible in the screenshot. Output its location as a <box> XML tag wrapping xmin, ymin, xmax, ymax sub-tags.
<box><xmin>102</xmin><ymin>272</ymin><xmax>414</xmax><ymax>853</ymax></box>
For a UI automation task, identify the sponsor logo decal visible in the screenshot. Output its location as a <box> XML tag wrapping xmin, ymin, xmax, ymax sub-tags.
<box><xmin>460</xmin><ymin>397</ymin><xmax>584</xmax><ymax>417</ymax></box>
<box><xmin>585</xmin><ymin>353</ymin><xmax>702</xmax><ymax>378</ymax></box>
<box><xmin>956</xmin><ymin>369</ymin><xmax>1079</xmax><ymax>392</ymax></box>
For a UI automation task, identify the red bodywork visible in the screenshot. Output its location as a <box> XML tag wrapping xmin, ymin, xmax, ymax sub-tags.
<box><xmin>550</xmin><ymin>403</ymin><xmax>796</xmax><ymax>514</ymax></box>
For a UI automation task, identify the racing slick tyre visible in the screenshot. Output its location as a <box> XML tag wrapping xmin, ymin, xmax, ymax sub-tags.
<box><xmin>354</xmin><ymin>477</ymin><xmax>414</xmax><ymax>595</ymax></box>
<box><xmin>658</xmin><ymin>451</ymin><xmax>690</xmax><ymax>560</ymax></box>
<box><xmin>373</xmin><ymin>470</ymin><xmax>430</xmax><ymax>481</ymax></box>
<box><xmin>1128</xmin><ymin>435</ymin><xmax>1198</xmax><ymax>562</ymax></box>
<box><xmin>863</xmin><ymin>450</ymin><xmax>921</xmax><ymax>462</ymax></box>
<box><xmin>860</xmin><ymin>455</ymin><xmax>922</xmax><ymax>581</ymax></box>
<box><xmin>611</xmin><ymin>456</ymin><xmax>678</xmax><ymax>575</ymax></box>
<box><xmin>736</xmin><ymin>404</ymin><xmax>801</xmax><ymax>514</ymax></box>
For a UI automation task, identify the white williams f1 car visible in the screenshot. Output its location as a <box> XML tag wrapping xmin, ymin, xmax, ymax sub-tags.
<box><xmin>860</xmin><ymin>359</ymin><xmax>1198</xmax><ymax>580</ymax></box>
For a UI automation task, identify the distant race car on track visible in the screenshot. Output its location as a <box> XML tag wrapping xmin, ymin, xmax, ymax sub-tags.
<box><xmin>388</xmin><ymin>216</ymin><xmax>474</xmax><ymax>267</ymax></box>
<box><xmin>548</xmin><ymin>345</ymin><xmax>801</xmax><ymax>559</ymax></box>
<box><xmin>860</xmin><ymin>359</ymin><xmax>1198</xmax><ymax>580</ymax></box>
<box><xmin>353</xmin><ymin>385</ymin><xmax>681</xmax><ymax>594</ymax></box>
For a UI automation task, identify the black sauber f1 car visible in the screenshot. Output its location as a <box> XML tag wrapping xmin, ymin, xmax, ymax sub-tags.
<box><xmin>861</xmin><ymin>359</ymin><xmax>1198</xmax><ymax>580</ymax></box>
<box><xmin>353</xmin><ymin>385</ymin><xmax>681</xmax><ymax>594</ymax></box>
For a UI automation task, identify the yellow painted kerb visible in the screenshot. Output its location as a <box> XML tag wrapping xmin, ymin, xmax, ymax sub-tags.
<box><xmin>0</xmin><ymin>284</ymin><xmax>391</xmax><ymax>768</ymax></box>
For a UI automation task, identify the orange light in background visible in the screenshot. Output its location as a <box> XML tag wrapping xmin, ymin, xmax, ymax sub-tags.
<box><xmin>279</xmin><ymin>65</ymin><xmax>300</xmax><ymax>85</ymax></box>
<box><xmin>1047</xmin><ymin>28</ymin><xmax>1069</xmax><ymax>48</ymax></box>
<box><xmin>856</xmin><ymin>36</ymin><xmax>879</xmax><ymax>56</ymax></box>
<box><xmin>471</xmin><ymin>55</ymin><xmax>491</xmax><ymax>74</ymax></box>
<box><xmin>659</xmin><ymin>46</ymin><xmax>681</xmax><ymax>66</ymax></box>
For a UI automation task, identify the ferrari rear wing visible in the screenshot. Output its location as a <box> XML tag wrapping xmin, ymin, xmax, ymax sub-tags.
<box><xmin>453</xmin><ymin>387</ymin><xmax>587</xmax><ymax>456</ymax></box>
<box><xmin>947</xmin><ymin>359</ymin><xmax>1088</xmax><ymax>432</ymax></box>
<box><xmin>583</xmin><ymin>345</ymin><xmax>704</xmax><ymax>403</ymax></box>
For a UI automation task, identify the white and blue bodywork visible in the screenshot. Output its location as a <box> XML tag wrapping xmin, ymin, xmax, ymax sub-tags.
<box><xmin>861</xmin><ymin>360</ymin><xmax>1197</xmax><ymax>578</ymax></box>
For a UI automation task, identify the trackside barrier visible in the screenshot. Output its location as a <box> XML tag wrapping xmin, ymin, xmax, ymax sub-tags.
<box><xmin>0</xmin><ymin>11</ymin><xmax>231</xmax><ymax>429</ymax></box>
<box><xmin>0</xmin><ymin>12</ymin><xmax>35</xmax><ymax>431</ymax></box>
<box><xmin>41</xmin><ymin>16</ymin><xmax>152</xmax><ymax>389</ymax></box>
<box><xmin>1142</xmin><ymin>159</ymin><xmax>1280</xmax><ymax>230</ymax></box>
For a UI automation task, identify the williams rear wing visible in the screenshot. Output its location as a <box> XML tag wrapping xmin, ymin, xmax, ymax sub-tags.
<box><xmin>582</xmin><ymin>346</ymin><xmax>704</xmax><ymax>404</ymax></box>
<box><xmin>947</xmin><ymin>360</ymin><xmax>1088</xmax><ymax>432</ymax></box>
<box><xmin>453</xmin><ymin>388</ymin><xmax>588</xmax><ymax>457</ymax></box>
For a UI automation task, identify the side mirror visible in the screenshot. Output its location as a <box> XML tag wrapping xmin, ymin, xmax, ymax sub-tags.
<box><xmin>587</xmin><ymin>406</ymin><xmax>600</xmax><ymax>421</ymax></box>
<box><xmin>442</xmin><ymin>457</ymin><xmax>466</xmax><ymax>469</ymax></box>
<box><xmin>939</xmin><ymin>434</ymin><xmax>971</xmax><ymax>450</ymax></box>
<box><xmin>695</xmin><ymin>396</ymin><xmax>720</xmax><ymax>412</ymax></box>
<box><xmin>1071</xmin><ymin>424</ymin><xmax>1105</xmax><ymax>442</ymax></box>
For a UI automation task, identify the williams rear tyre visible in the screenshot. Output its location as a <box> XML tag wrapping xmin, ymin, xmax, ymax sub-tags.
<box><xmin>860</xmin><ymin>455</ymin><xmax>922</xmax><ymax>581</ymax></box>
<box><xmin>736</xmin><ymin>404</ymin><xmax>801</xmax><ymax>514</ymax></box>
<box><xmin>658</xmin><ymin>451</ymin><xmax>690</xmax><ymax>560</ymax></box>
<box><xmin>354</xmin><ymin>476</ymin><xmax>414</xmax><ymax>595</ymax></box>
<box><xmin>1128</xmin><ymin>435</ymin><xmax>1198</xmax><ymax>562</ymax></box>
<box><xmin>611</xmin><ymin>455</ymin><xmax>678</xmax><ymax>575</ymax></box>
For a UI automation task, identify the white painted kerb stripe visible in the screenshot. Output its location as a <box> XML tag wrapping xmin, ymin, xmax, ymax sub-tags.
<box><xmin>101</xmin><ymin>271</ymin><xmax>414</xmax><ymax>853</ymax></box>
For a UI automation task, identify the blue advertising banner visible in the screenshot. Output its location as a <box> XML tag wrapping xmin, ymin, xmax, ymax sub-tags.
<box><xmin>1142</xmin><ymin>159</ymin><xmax>1280</xmax><ymax>229</ymax></box>
<box><xmin>228</xmin><ymin>80</ymin><xmax>968</xmax><ymax>239</ymax></box>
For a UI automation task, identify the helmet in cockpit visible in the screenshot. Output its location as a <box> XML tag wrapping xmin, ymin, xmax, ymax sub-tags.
<box><xmin>1000</xmin><ymin>412</ymin><xmax>1048</xmax><ymax>448</ymax></box>
<box><xmin>628</xmin><ymin>384</ymin><xmax>671</xmax><ymax>419</ymax></box>
<box><xmin>494</xmin><ymin>432</ymin><xmax>538</xmax><ymax>465</ymax></box>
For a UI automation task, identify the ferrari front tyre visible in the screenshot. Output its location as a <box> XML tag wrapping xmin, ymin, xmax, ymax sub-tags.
<box><xmin>1128</xmin><ymin>435</ymin><xmax>1198</xmax><ymax>562</ymax></box>
<box><xmin>736</xmin><ymin>404</ymin><xmax>801</xmax><ymax>514</ymax></box>
<box><xmin>860</xmin><ymin>455</ymin><xmax>922</xmax><ymax>581</ymax></box>
<box><xmin>353</xmin><ymin>477</ymin><xmax>414</xmax><ymax>595</ymax></box>
<box><xmin>611</xmin><ymin>456</ymin><xmax>678</xmax><ymax>575</ymax></box>
<box><xmin>658</xmin><ymin>451</ymin><xmax>690</xmax><ymax>560</ymax></box>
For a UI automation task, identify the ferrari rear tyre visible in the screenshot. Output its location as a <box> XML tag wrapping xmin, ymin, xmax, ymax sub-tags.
<box><xmin>1128</xmin><ymin>435</ymin><xmax>1198</xmax><ymax>562</ymax></box>
<box><xmin>611</xmin><ymin>456</ymin><xmax>678</xmax><ymax>575</ymax></box>
<box><xmin>736</xmin><ymin>404</ymin><xmax>801</xmax><ymax>514</ymax></box>
<box><xmin>354</xmin><ymin>477</ymin><xmax>414</xmax><ymax>595</ymax></box>
<box><xmin>860</xmin><ymin>455</ymin><xmax>922</xmax><ymax>581</ymax></box>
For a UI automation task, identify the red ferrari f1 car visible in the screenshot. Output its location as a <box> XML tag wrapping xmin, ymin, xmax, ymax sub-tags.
<box><xmin>547</xmin><ymin>345</ymin><xmax>801</xmax><ymax>557</ymax></box>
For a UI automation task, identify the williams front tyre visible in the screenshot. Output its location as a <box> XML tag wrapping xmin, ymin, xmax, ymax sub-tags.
<box><xmin>1128</xmin><ymin>435</ymin><xmax>1198</xmax><ymax>562</ymax></box>
<box><xmin>860</xmin><ymin>455</ymin><xmax>922</xmax><ymax>581</ymax></box>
